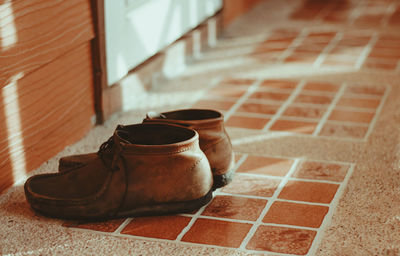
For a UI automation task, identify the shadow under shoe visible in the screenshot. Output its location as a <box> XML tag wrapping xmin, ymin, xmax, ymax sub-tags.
<box><xmin>58</xmin><ymin>109</ymin><xmax>235</xmax><ymax>189</ymax></box>
<box><xmin>24</xmin><ymin>123</ymin><xmax>213</xmax><ymax>220</ymax></box>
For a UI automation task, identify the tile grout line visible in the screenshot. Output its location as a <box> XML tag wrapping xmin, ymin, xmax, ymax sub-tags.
<box><xmin>175</xmin><ymin>154</ymin><xmax>251</xmax><ymax>242</ymax></box>
<box><xmin>355</xmin><ymin>32</ymin><xmax>379</xmax><ymax>69</ymax></box>
<box><xmin>347</xmin><ymin>0</ymin><xmax>364</xmax><ymax>25</ymax></box>
<box><xmin>174</xmin><ymin>201</ymin><xmax>209</xmax><ymax>242</ymax></box>
<box><xmin>307</xmin><ymin>163</ymin><xmax>355</xmax><ymax>256</ymax></box>
<box><xmin>113</xmin><ymin>218</ymin><xmax>133</xmax><ymax>234</ymax></box>
<box><xmin>364</xmin><ymin>85</ymin><xmax>391</xmax><ymax>140</ymax></box>
<box><xmin>238</xmin><ymin>158</ymin><xmax>302</xmax><ymax>250</ymax></box>
<box><xmin>262</xmin><ymin>80</ymin><xmax>307</xmax><ymax>132</ymax></box>
<box><xmin>217</xmin><ymin>190</ymin><xmax>333</xmax><ymax>207</ymax></box>
<box><xmin>313</xmin><ymin>31</ymin><xmax>343</xmax><ymax>68</ymax></box>
<box><xmin>312</xmin><ymin>82</ymin><xmax>347</xmax><ymax>136</ymax></box>
<box><xmin>223</xmin><ymin>80</ymin><xmax>263</xmax><ymax>120</ymax></box>
<box><xmin>381</xmin><ymin>2</ymin><xmax>397</xmax><ymax>27</ymax></box>
<box><xmin>276</xmin><ymin>28</ymin><xmax>310</xmax><ymax>64</ymax></box>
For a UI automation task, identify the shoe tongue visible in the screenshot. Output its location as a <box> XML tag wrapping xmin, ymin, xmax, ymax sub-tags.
<box><xmin>146</xmin><ymin>111</ymin><xmax>167</xmax><ymax>119</ymax></box>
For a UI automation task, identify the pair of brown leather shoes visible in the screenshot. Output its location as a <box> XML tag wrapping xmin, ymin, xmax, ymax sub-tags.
<box><xmin>24</xmin><ymin>109</ymin><xmax>234</xmax><ymax>220</ymax></box>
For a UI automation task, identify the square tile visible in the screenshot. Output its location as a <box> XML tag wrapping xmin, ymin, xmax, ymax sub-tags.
<box><xmin>246</xmin><ymin>225</ymin><xmax>316</xmax><ymax>254</ymax></box>
<box><xmin>202</xmin><ymin>195</ymin><xmax>267</xmax><ymax>221</ymax></box>
<box><xmin>269</xmin><ymin>119</ymin><xmax>318</xmax><ymax>134</ymax></box>
<box><xmin>363</xmin><ymin>59</ymin><xmax>398</xmax><ymax>70</ymax></box>
<box><xmin>63</xmin><ymin>219</ymin><xmax>125</xmax><ymax>232</ymax></box>
<box><xmin>321</xmin><ymin>59</ymin><xmax>356</xmax><ymax>67</ymax></box>
<box><xmin>328</xmin><ymin>109</ymin><xmax>375</xmax><ymax>123</ymax></box>
<box><xmin>259</xmin><ymin>79</ymin><xmax>298</xmax><ymax>90</ymax></box>
<box><xmin>345</xmin><ymin>84</ymin><xmax>385</xmax><ymax>96</ymax></box>
<box><xmin>303</xmin><ymin>82</ymin><xmax>340</xmax><ymax>92</ymax></box>
<box><xmin>121</xmin><ymin>216</ymin><xmax>191</xmax><ymax>240</ymax></box>
<box><xmin>249</xmin><ymin>90</ymin><xmax>292</xmax><ymax>102</ymax></box>
<box><xmin>263</xmin><ymin>201</ymin><xmax>329</xmax><ymax>228</ymax></box>
<box><xmin>236</xmin><ymin>102</ymin><xmax>281</xmax><ymax>115</ymax></box>
<box><xmin>337</xmin><ymin>97</ymin><xmax>380</xmax><ymax>109</ymax></box>
<box><xmin>193</xmin><ymin>99</ymin><xmax>235</xmax><ymax>111</ymax></box>
<box><xmin>226</xmin><ymin>115</ymin><xmax>270</xmax><ymax>130</ymax></box>
<box><xmin>293</xmin><ymin>160</ymin><xmax>349</xmax><ymax>182</ymax></box>
<box><xmin>222</xmin><ymin>174</ymin><xmax>281</xmax><ymax>197</ymax></box>
<box><xmin>181</xmin><ymin>218</ymin><xmax>252</xmax><ymax>248</ymax></box>
<box><xmin>294</xmin><ymin>94</ymin><xmax>334</xmax><ymax>105</ymax></box>
<box><xmin>278</xmin><ymin>180</ymin><xmax>339</xmax><ymax>204</ymax></box>
<box><xmin>218</xmin><ymin>78</ymin><xmax>255</xmax><ymax>87</ymax></box>
<box><xmin>283</xmin><ymin>105</ymin><xmax>326</xmax><ymax>119</ymax></box>
<box><xmin>237</xmin><ymin>155</ymin><xmax>294</xmax><ymax>177</ymax></box>
<box><xmin>319</xmin><ymin>122</ymin><xmax>369</xmax><ymax>139</ymax></box>
<box><xmin>207</xmin><ymin>87</ymin><xmax>247</xmax><ymax>98</ymax></box>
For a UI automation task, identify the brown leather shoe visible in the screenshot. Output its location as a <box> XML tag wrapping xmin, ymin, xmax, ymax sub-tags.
<box><xmin>24</xmin><ymin>123</ymin><xmax>213</xmax><ymax>220</ymax></box>
<box><xmin>59</xmin><ymin>109</ymin><xmax>235</xmax><ymax>189</ymax></box>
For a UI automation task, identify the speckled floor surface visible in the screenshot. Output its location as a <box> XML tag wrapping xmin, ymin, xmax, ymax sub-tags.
<box><xmin>1</xmin><ymin>0</ymin><xmax>400</xmax><ymax>255</ymax></box>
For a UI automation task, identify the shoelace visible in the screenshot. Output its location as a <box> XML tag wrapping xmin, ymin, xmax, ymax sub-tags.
<box><xmin>98</xmin><ymin>136</ymin><xmax>114</xmax><ymax>155</ymax></box>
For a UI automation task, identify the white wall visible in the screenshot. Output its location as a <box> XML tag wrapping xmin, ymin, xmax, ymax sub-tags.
<box><xmin>105</xmin><ymin>0</ymin><xmax>222</xmax><ymax>85</ymax></box>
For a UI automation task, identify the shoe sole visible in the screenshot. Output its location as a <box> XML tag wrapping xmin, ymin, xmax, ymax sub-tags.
<box><xmin>212</xmin><ymin>168</ymin><xmax>235</xmax><ymax>190</ymax></box>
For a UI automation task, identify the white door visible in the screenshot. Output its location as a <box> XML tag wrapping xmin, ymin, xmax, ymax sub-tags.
<box><xmin>104</xmin><ymin>0</ymin><xmax>223</xmax><ymax>86</ymax></box>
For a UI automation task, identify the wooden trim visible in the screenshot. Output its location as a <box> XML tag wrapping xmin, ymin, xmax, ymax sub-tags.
<box><xmin>90</xmin><ymin>0</ymin><xmax>107</xmax><ymax>124</ymax></box>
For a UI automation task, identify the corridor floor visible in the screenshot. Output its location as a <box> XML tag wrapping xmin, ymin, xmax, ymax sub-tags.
<box><xmin>1</xmin><ymin>0</ymin><xmax>400</xmax><ymax>255</ymax></box>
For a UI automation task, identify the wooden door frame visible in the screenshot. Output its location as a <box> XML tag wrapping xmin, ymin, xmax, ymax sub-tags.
<box><xmin>90</xmin><ymin>0</ymin><xmax>107</xmax><ymax>124</ymax></box>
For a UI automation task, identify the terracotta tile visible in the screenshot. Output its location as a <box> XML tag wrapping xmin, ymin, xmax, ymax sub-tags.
<box><xmin>363</xmin><ymin>60</ymin><xmax>398</xmax><ymax>70</ymax></box>
<box><xmin>337</xmin><ymin>97</ymin><xmax>380</xmax><ymax>109</ymax></box>
<box><xmin>269</xmin><ymin>119</ymin><xmax>318</xmax><ymax>134</ymax></box>
<box><xmin>294</xmin><ymin>94</ymin><xmax>334</xmax><ymax>105</ymax></box>
<box><xmin>193</xmin><ymin>99</ymin><xmax>235</xmax><ymax>111</ymax></box>
<box><xmin>322</xmin><ymin>59</ymin><xmax>356</xmax><ymax>67</ymax></box>
<box><xmin>207</xmin><ymin>87</ymin><xmax>247</xmax><ymax>98</ymax></box>
<box><xmin>234</xmin><ymin>153</ymin><xmax>244</xmax><ymax>164</ymax></box>
<box><xmin>237</xmin><ymin>155</ymin><xmax>294</xmax><ymax>177</ymax></box>
<box><xmin>249</xmin><ymin>90</ymin><xmax>291</xmax><ymax>101</ymax></box>
<box><xmin>181</xmin><ymin>218</ymin><xmax>252</xmax><ymax>248</ymax></box>
<box><xmin>246</xmin><ymin>225</ymin><xmax>316</xmax><ymax>254</ymax></box>
<box><xmin>368</xmin><ymin>48</ymin><xmax>400</xmax><ymax>59</ymax></box>
<box><xmin>236</xmin><ymin>102</ymin><xmax>281</xmax><ymax>115</ymax></box>
<box><xmin>253</xmin><ymin>46</ymin><xmax>286</xmax><ymax>54</ymax></box>
<box><xmin>222</xmin><ymin>174</ymin><xmax>281</xmax><ymax>197</ymax></box>
<box><xmin>303</xmin><ymin>82</ymin><xmax>340</xmax><ymax>92</ymax></box>
<box><xmin>284</xmin><ymin>54</ymin><xmax>318</xmax><ymax>63</ymax></box>
<box><xmin>218</xmin><ymin>78</ymin><xmax>255</xmax><ymax>87</ymax></box>
<box><xmin>63</xmin><ymin>218</ymin><xmax>125</xmax><ymax>232</ymax></box>
<box><xmin>345</xmin><ymin>84</ymin><xmax>385</xmax><ymax>96</ymax></box>
<box><xmin>226</xmin><ymin>115</ymin><xmax>270</xmax><ymax>130</ymax></box>
<box><xmin>278</xmin><ymin>180</ymin><xmax>339</xmax><ymax>204</ymax></box>
<box><xmin>121</xmin><ymin>216</ymin><xmax>191</xmax><ymax>240</ymax></box>
<box><xmin>295</xmin><ymin>45</ymin><xmax>326</xmax><ymax>53</ymax></box>
<box><xmin>202</xmin><ymin>195</ymin><xmax>267</xmax><ymax>221</ymax></box>
<box><xmin>260</xmin><ymin>79</ymin><xmax>298</xmax><ymax>90</ymax></box>
<box><xmin>329</xmin><ymin>46</ymin><xmax>364</xmax><ymax>56</ymax></box>
<box><xmin>319</xmin><ymin>122</ymin><xmax>369</xmax><ymax>139</ymax></box>
<box><xmin>263</xmin><ymin>201</ymin><xmax>329</xmax><ymax>228</ymax></box>
<box><xmin>283</xmin><ymin>105</ymin><xmax>326</xmax><ymax>119</ymax></box>
<box><xmin>328</xmin><ymin>109</ymin><xmax>375</xmax><ymax>123</ymax></box>
<box><xmin>293</xmin><ymin>160</ymin><xmax>349</xmax><ymax>182</ymax></box>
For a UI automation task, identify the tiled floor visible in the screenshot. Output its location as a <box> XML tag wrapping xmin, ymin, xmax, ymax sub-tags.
<box><xmin>194</xmin><ymin>78</ymin><xmax>388</xmax><ymax>140</ymax></box>
<box><xmin>2</xmin><ymin>0</ymin><xmax>400</xmax><ymax>255</ymax></box>
<box><xmin>63</xmin><ymin>154</ymin><xmax>354</xmax><ymax>255</ymax></box>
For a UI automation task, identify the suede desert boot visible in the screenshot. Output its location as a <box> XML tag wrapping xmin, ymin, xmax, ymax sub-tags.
<box><xmin>59</xmin><ymin>109</ymin><xmax>235</xmax><ymax>189</ymax></box>
<box><xmin>143</xmin><ymin>109</ymin><xmax>235</xmax><ymax>189</ymax></box>
<box><xmin>24</xmin><ymin>123</ymin><xmax>213</xmax><ymax>220</ymax></box>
